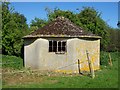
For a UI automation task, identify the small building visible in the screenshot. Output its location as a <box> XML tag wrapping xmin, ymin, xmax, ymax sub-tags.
<box><xmin>23</xmin><ymin>17</ymin><xmax>101</xmax><ymax>73</ymax></box>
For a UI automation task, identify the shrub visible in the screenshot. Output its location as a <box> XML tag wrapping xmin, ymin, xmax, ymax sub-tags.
<box><xmin>2</xmin><ymin>54</ymin><xmax>23</xmax><ymax>69</ymax></box>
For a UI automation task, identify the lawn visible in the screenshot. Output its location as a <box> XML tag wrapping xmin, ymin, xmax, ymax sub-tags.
<box><xmin>1</xmin><ymin>52</ymin><xmax>119</xmax><ymax>88</ymax></box>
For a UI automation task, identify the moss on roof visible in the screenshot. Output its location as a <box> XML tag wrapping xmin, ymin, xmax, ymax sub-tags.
<box><xmin>24</xmin><ymin>17</ymin><xmax>101</xmax><ymax>39</ymax></box>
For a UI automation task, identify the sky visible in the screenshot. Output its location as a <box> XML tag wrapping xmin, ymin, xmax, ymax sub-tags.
<box><xmin>10</xmin><ymin>2</ymin><xmax>118</xmax><ymax>28</ymax></box>
<box><xmin>118</xmin><ymin>1</ymin><xmax>120</xmax><ymax>21</ymax></box>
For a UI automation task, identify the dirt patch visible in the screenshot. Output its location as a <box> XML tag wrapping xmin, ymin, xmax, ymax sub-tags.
<box><xmin>3</xmin><ymin>72</ymin><xmax>44</xmax><ymax>86</ymax></box>
<box><xmin>2</xmin><ymin>68</ymin><xmax>82</xmax><ymax>86</ymax></box>
<box><xmin>2</xmin><ymin>68</ymin><xmax>45</xmax><ymax>86</ymax></box>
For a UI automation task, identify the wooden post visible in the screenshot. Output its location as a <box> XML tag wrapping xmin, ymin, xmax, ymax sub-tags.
<box><xmin>90</xmin><ymin>61</ymin><xmax>95</xmax><ymax>78</ymax></box>
<box><xmin>78</xmin><ymin>59</ymin><xmax>81</xmax><ymax>74</ymax></box>
<box><xmin>86</xmin><ymin>50</ymin><xmax>95</xmax><ymax>78</ymax></box>
<box><xmin>108</xmin><ymin>53</ymin><xmax>112</xmax><ymax>66</ymax></box>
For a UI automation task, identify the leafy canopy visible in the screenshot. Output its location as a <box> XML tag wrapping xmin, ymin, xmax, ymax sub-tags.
<box><xmin>2</xmin><ymin>2</ymin><xmax>29</xmax><ymax>56</ymax></box>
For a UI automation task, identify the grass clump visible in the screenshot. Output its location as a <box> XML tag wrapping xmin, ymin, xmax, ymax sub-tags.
<box><xmin>2</xmin><ymin>54</ymin><xmax>23</xmax><ymax>69</ymax></box>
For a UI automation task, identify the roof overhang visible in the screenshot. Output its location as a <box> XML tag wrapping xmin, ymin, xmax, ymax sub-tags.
<box><xmin>23</xmin><ymin>35</ymin><xmax>101</xmax><ymax>39</ymax></box>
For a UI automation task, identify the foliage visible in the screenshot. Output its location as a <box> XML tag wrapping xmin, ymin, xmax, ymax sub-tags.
<box><xmin>2</xmin><ymin>54</ymin><xmax>23</xmax><ymax>69</ymax></box>
<box><xmin>47</xmin><ymin>8</ymin><xmax>76</xmax><ymax>22</ymax></box>
<box><xmin>107</xmin><ymin>28</ymin><xmax>120</xmax><ymax>51</ymax></box>
<box><xmin>78</xmin><ymin>7</ymin><xmax>110</xmax><ymax>50</ymax></box>
<box><xmin>30</xmin><ymin>17</ymin><xmax>47</xmax><ymax>32</ymax></box>
<box><xmin>100</xmin><ymin>51</ymin><xmax>119</xmax><ymax>66</ymax></box>
<box><xmin>0</xmin><ymin>4</ymin><xmax>2</xmax><ymax>49</ymax></box>
<box><xmin>2</xmin><ymin>2</ymin><xmax>29</xmax><ymax>57</ymax></box>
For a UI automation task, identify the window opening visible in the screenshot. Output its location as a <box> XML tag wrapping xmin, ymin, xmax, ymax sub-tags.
<box><xmin>49</xmin><ymin>40</ymin><xmax>66</xmax><ymax>53</ymax></box>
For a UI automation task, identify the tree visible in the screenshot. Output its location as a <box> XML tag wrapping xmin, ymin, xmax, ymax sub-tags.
<box><xmin>78</xmin><ymin>7</ymin><xmax>110</xmax><ymax>50</ymax></box>
<box><xmin>107</xmin><ymin>28</ymin><xmax>120</xmax><ymax>51</ymax></box>
<box><xmin>47</xmin><ymin>8</ymin><xmax>78</xmax><ymax>24</ymax></box>
<box><xmin>30</xmin><ymin>17</ymin><xmax>47</xmax><ymax>32</ymax></box>
<box><xmin>0</xmin><ymin>3</ymin><xmax>2</xmax><ymax>49</ymax></box>
<box><xmin>2</xmin><ymin>2</ymin><xmax>29</xmax><ymax>56</ymax></box>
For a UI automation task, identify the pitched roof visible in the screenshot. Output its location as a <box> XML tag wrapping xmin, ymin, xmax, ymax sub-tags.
<box><xmin>23</xmin><ymin>17</ymin><xmax>101</xmax><ymax>39</ymax></box>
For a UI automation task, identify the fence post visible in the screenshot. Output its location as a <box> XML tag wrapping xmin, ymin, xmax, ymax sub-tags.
<box><xmin>108</xmin><ymin>53</ymin><xmax>112</xmax><ymax>66</ymax></box>
<box><xmin>86</xmin><ymin>50</ymin><xmax>95</xmax><ymax>78</ymax></box>
<box><xmin>78</xmin><ymin>59</ymin><xmax>81</xmax><ymax>74</ymax></box>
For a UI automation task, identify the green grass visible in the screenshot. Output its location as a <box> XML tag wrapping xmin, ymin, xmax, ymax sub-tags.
<box><xmin>2</xmin><ymin>54</ymin><xmax>23</xmax><ymax>69</ymax></box>
<box><xmin>2</xmin><ymin>52</ymin><xmax>119</xmax><ymax>88</ymax></box>
<box><xmin>100</xmin><ymin>51</ymin><xmax>119</xmax><ymax>66</ymax></box>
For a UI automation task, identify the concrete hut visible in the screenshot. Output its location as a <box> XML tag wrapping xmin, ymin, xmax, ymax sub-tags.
<box><xmin>23</xmin><ymin>17</ymin><xmax>101</xmax><ymax>73</ymax></box>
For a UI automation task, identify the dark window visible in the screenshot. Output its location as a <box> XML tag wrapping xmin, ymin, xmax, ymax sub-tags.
<box><xmin>49</xmin><ymin>41</ymin><xmax>52</xmax><ymax>52</ymax></box>
<box><xmin>49</xmin><ymin>40</ymin><xmax>67</xmax><ymax>53</ymax></box>
<box><xmin>62</xmin><ymin>41</ymin><xmax>66</xmax><ymax>51</ymax></box>
<box><xmin>58</xmin><ymin>41</ymin><xmax>61</xmax><ymax>52</ymax></box>
<box><xmin>53</xmin><ymin>41</ymin><xmax>57</xmax><ymax>52</ymax></box>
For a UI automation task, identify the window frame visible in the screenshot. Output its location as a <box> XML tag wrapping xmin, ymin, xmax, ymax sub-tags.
<box><xmin>48</xmin><ymin>40</ymin><xmax>67</xmax><ymax>54</ymax></box>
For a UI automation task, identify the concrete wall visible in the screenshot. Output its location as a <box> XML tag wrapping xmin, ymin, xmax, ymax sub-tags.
<box><xmin>24</xmin><ymin>37</ymin><xmax>100</xmax><ymax>73</ymax></box>
<box><xmin>74</xmin><ymin>38</ymin><xmax>100</xmax><ymax>71</ymax></box>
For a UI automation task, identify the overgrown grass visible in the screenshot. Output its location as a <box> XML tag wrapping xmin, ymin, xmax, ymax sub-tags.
<box><xmin>2</xmin><ymin>52</ymin><xmax>119</xmax><ymax>88</ymax></box>
<box><xmin>100</xmin><ymin>51</ymin><xmax>119</xmax><ymax>66</ymax></box>
<box><xmin>2</xmin><ymin>54</ymin><xmax>23</xmax><ymax>69</ymax></box>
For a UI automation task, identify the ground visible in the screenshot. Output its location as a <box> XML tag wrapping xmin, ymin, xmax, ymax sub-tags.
<box><xmin>1</xmin><ymin>52</ymin><xmax>119</xmax><ymax>88</ymax></box>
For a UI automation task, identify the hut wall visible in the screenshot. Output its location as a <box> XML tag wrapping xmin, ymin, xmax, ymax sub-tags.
<box><xmin>73</xmin><ymin>38</ymin><xmax>100</xmax><ymax>71</ymax></box>
<box><xmin>24</xmin><ymin>38</ymin><xmax>100</xmax><ymax>73</ymax></box>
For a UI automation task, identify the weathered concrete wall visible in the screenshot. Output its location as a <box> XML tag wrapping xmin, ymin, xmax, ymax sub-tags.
<box><xmin>24</xmin><ymin>37</ymin><xmax>100</xmax><ymax>73</ymax></box>
<box><xmin>24</xmin><ymin>38</ymin><xmax>41</xmax><ymax>69</ymax></box>
<box><xmin>73</xmin><ymin>38</ymin><xmax>100</xmax><ymax>71</ymax></box>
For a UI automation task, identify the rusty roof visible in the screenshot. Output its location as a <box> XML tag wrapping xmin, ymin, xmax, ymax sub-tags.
<box><xmin>23</xmin><ymin>17</ymin><xmax>101</xmax><ymax>39</ymax></box>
